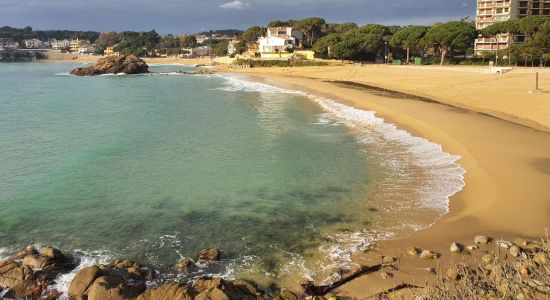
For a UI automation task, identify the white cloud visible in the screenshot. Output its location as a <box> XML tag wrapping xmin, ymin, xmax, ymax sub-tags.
<box><xmin>219</xmin><ymin>0</ymin><xmax>248</xmax><ymax>9</ymax></box>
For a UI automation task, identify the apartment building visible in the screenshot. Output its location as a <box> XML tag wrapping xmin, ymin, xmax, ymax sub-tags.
<box><xmin>475</xmin><ymin>0</ymin><xmax>550</xmax><ymax>53</ymax></box>
<box><xmin>0</xmin><ymin>38</ymin><xmax>19</xmax><ymax>50</ymax></box>
<box><xmin>70</xmin><ymin>39</ymin><xmax>90</xmax><ymax>53</ymax></box>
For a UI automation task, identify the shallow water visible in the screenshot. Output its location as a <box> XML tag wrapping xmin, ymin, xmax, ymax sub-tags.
<box><xmin>0</xmin><ymin>62</ymin><xmax>464</xmax><ymax>291</ymax></box>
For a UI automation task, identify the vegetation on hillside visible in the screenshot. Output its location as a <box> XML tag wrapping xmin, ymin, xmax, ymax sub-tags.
<box><xmin>0</xmin><ymin>26</ymin><xmax>99</xmax><ymax>43</ymax></box>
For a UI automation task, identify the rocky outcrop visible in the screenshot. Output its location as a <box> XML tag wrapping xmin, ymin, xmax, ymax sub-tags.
<box><xmin>68</xmin><ymin>260</ymin><xmax>150</xmax><ymax>300</ymax></box>
<box><xmin>70</xmin><ymin>55</ymin><xmax>149</xmax><ymax>76</ymax></box>
<box><xmin>197</xmin><ymin>248</ymin><xmax>221</xmax><ymax>262</ymax></box>
<box><xmin>0</xmin><ymin>246</ymin><xmax>76</xmax><ymax>299</ymax></box>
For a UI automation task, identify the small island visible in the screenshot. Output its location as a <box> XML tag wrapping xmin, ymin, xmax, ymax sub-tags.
<box><xmin>70</xmin><ymin>55</ymin><xmax>149</xmax><ymax>76</ymax></box>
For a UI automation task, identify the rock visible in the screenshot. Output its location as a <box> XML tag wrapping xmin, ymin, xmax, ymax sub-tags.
<box><xmin>513</xmin><ymin>238</ymin><xmax>529</xmax><ymax>247</ymax></box>
<box><xmin>533</xmin><ymin>252</ymin><xmax>547</xmax><ymax>265</ymax></box>
<box><xmin>497</xmin><ymin>240</ymin><xmax>513</xmax><ymax>249</ymax></box>
<box><xmin>382</xmin><ymin>256</ymin><xmax>396</xmax><ymax>263</ymax></box>
<box><xmin>138</xmin><ymin>283</ymin><xmax>193</xmax><ymax>300</ymax></box>
<box><xmin>192</xmin><ymin>277</ymin><xmax>259</xmax><ymax>300</ymax></box>
<box><xmin>466</xmin><ymin>245</ymin><xmax>479</xmax><ymax>251</ymax></box>
<box><xmin>0</xmin><ymin>260</ymin><xmax>38</xmax><ymax>299</ymax></box>
<box><xmin>22</xmin><ymin>254</ymin><xmax>52</xmax><ymax>270</ymax></box>
<box><xmin>197</xmin><ymin>248</ymin><xmax>221</xmax><ymax>262</ymax></box>
<box><xmin>509</xmin><ymin>245</ymin><xmax>522</xmax><ymax>257</ymax></box>
<box><xmin>39</xmin><ymin>247</ymin><xmax>64</xmax><ymax>259</ymax></box>
<box><xmin>406</xmin><ymin>247</ymin><xmax>420</xmax><ymax>256</ymax></box>
<box><xmin>68</xmin><ymin>265</ymin><xmax>102</xmax><ymax>299</ymax></box>
<box><xmin>420</xmin><ymin>250</ymin><xmax>439</xmax><ymax>259</ymax></box>
<box><xmin>446</xmin><ymin>266</ymin><xmax>460</xmax><ymax>281</ymax></box>
<box><xmin>481</xmin><ymin>255</ymin><xmax>494</xmax><ymax>265</ymax></box>
<box><xmin>175</xmin><ymin>259</ymin><xmax>194</xmax><ymax>270</ymax></box>
<box><xmin>474</xmin><ymin>235</ymin><xmax>491</xmax><ymax>245</ymax></box>
<box><xmin>450</xmin><ymin>243</ymin><xmax>463</xmax><ymax>253</ymax></box>
<box><xmin>380</xmin><ymin>272</ymin><xmax>393</xmax><ymax>280</ymax></box>
<box><xmin>273</xmin><ymin>289</ymin><xmax>298</xmax><ymax>300</ymax></box>
<box><xmin>70</xmin><ymin>55</ymin><xmax>149</xmax><ymax>76</ymax></box>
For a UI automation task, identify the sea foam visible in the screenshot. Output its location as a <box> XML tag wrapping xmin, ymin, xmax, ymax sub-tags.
<box><xmin>217</xmin><ymin>73</ymin><xmax>466</xmax><ymax>283</ymax></box>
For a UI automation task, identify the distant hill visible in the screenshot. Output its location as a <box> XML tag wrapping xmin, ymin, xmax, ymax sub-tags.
<box><xmin>0</xmin><ymin>26</ymin><xmax>100</xmax><ymax>43</ymax></box>
<box><xmin>198</xmin><ymin>29</ymin><xmax>242</xmax><ymax>37</ymax></box>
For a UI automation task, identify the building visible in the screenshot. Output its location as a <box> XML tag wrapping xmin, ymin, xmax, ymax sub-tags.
<box><xmin>78</xmin><ymin>44</ymin><xmax>96</xmax><ymax>54</ymax></box>
<box><xmin>70</xmin><ymin>39</ymin><xmax>90</xmax><ymax>53</ymax></box>
<box><xmin>0</xmin><ymin>38</ymin><xmax>19</xmax><ymax>50</ymax></box>
<box><xmin>194</xmin><ymin>35</ymin><xmax>208</xmax><ymax>44</ymax></box>
<box><xmin>51</xmin><ymin>39</ymin><xmax>71</xmax><ymax>51</ymax></box>
<box><xmin>104</xmin><ymin>45</ymin><xmax>119</xmax><ymax>56</ymax></box>
<box><xmin>474</xmin><ymin>0</ymin><xmax>550</xmax><ymax>54</ymax></box>
<box><xmin>24</xmin><ymin>39</ymin><xmax>43</xmax><ymax>49</ymax></box>
<box><xmin>257</xmin><ymin>27</ymin><xmax>304</xmax><ymax>58</ymax></box>
<box><xmin>227</xmin><ymin>38</ymin><xmax>240</xmax><ymax>55</ymax></box>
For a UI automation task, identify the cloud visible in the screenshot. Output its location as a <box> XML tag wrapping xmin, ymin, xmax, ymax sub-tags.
<box><xmin>219</xmin><ymin>0</ymin><xmax>248</xmax><ymax>9</ymax></box>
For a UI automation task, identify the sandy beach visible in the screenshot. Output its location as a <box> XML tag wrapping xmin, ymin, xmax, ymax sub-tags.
<box><xmin>226</xmin><ymin>65</ymin><xmax>550</xmax><ymax>298</ymax></box>
<box><xmin>44</xmin><ymin>53</ymin><xmax>213</xmax><ymax>66</ymax></box>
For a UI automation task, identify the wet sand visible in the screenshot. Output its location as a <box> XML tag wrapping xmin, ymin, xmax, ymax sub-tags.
<box><xmin>227</xmin><ymin>68</ymin><xmax>550</xmax><ymax>298</ymax></box>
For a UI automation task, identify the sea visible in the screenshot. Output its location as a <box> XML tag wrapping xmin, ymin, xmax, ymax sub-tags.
<box><xmin>0</xmin><ymin>62</ymin><xmax>464</xmax><ymax>294</ymax></box>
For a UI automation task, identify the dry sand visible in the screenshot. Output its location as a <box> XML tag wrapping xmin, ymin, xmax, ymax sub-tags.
<box><xmin>45</xmin><ymin>54</ymin><xmax>213</xmax><ymax>66</ymax></box>
<box><xmin>225</xmin><ymin>66</ymin><xmax>550</xmax><ymax>298</ymax></box>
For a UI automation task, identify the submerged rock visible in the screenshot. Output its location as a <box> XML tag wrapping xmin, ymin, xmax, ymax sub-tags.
<box><xmin>474</xmin><ymin>235</ymin><xmax>491</xmax><ymax>245</ymax></box>
<box><xmin>70</xmin><ymin>55</ymin><xmax>149</xmax><ymax>76</ymax></box>
<box><xmin>197</xmin><ymin>248</ymin><xmax>221</xmax><ymax>262</ymax></box>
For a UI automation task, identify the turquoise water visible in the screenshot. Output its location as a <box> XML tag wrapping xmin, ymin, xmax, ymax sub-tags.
<box><xmin>0</xmin><ymin>62</ymin><xmax>376</xmax><ymax>283</ymax></box>
<box><xmin>0</xmin><ymin>62</ymin><xmax>465</xmax><ymax>289</ymax></box>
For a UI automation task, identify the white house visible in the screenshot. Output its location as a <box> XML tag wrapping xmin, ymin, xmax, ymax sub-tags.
<box><xmin>51</xmin><ymin>39</ymin><xmax>71</xmax><ymax>51</ymax></box>
<box><xmin>257</xmin><ymin>27</ymin><xmax>303</xmax><ymax>55</ymax></box>
<box><xmin>227</xmin><ymin>38</ymin><xmax>240</xmax><ymax>55</ymax></box>
<box><xmin>78</xmin><ymin>44</ymin><xmax>96</xmax><ymax>54</ymax></box>
<box><xmin>24</xmin><ymin>39</ymin><xmax>43</xmax><ymax>49</ymax></box>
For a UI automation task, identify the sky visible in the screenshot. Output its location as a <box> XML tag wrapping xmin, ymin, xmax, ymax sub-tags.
<box><xmin>1</xmin><ymin>0</ymin><xmax>474</xmax><ymax>34</ymax></box>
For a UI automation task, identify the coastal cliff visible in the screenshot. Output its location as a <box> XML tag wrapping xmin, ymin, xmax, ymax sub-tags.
<box><xmin>70</xmin><ymin>55</ymin><xmax>149</xmax><ymax>76</ymax></box>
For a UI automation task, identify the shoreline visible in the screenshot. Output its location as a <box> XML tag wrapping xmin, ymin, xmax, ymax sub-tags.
<box><xmin>226</xmin><ymin>69</ymin><xmax>550</xmax><ymax>297</ymax></box>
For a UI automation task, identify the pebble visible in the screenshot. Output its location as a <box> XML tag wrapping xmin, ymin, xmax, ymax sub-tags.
<box><xmin>382</xmin><ymin>256</ymin><xmax>396</xmax><ymax>263</ymax></box>
<box><xmin>497</xmin><ymin>240</ymin><xmax>513</xmax><ymax>249</ymax></box>
<box><xmin>420</xmin><ymin>250</ymin><xmax>438</xmax><ymax>259</ymax></box>
<box><xmin>474</xmin><ymin>235</ymin><xmax>491</xmax><ymax>245</ymax></box>
<box><xmin>406</xmin><ymin>246</ymin><xmax>420</xmax><ymax>256</ymax></box>
<box><xmin>509</xmin><ymin>245</ymin><xmax>521</xmax><ymax>257</ymax></box>
<box><xmin>450</xmin><ymin>242</ymin><xmax>463</xmax><ymax>253</ymax></box>
<box><xmin>466</xmin><ymin>245</ymin><xmax>479</xmax><ymax>251</ymax></box>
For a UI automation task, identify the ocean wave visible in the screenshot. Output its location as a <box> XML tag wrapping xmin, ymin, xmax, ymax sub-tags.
<box><xmin>215</xmin><ymin>73</ymin><xmax>466</xmax><ymax>283</ymax></box>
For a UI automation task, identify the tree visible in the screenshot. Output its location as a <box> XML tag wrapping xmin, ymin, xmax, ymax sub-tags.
<box><xmin>95</xmin><ymin>32</ymin><xmax>120</xmax><ymax>49</ymax></box>
<box><xmin>329</xmin><ymin>38</ymin><xmax>362</xmax><ymax>61</ymax></box>
<box><xmin>527</xmin><ymin>21</ymin><xmax>550</xmax><ymax>66</ymax></box>
<box><xmin>313</xmin><ymin>33</ymin><xmax>342</xmax><ymax>58</ymax></box>
<box><xmin>390</xmin><ymin>26</ymin><xmax>428</xmax><ymax>63</ymax></box>
<box><xmin>181</xmin><ymin>35</ymin><xmax>197</xmax><ymax>48</ymax></box>
<box><xmin>322</xmin><ymin>23</ymin><xmax>358</xmax><ymax>35</ymax></box>
<box><xmin>295</xmin><ymin>17</ymin><xmax>326</xmax><ymax>47</ymax></box>
<box><xmin>214</xmin><ymin>40</ymin><xmax>229</xmax><ymax>56</ymax></box>
<box><xmin>421</xmin><ymin>21</ymin><xmax>477</xmax><ymax>65</ymax></box>
<box><xmin>240</xmin><ymin>26</ymin><xmax>265</xmax><ymax>44</ymax></box>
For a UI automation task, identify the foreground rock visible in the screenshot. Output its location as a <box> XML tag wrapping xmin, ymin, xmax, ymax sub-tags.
<box><xmin>70</xmin><ymin>55</ymin><xmax>149</xmax><ymax>76</ymax></box>
<box><xmin>68</xmin><ymin>260</ymin><xmax>151</xmax><ymax>300</ymax></box>
<box><xmin>198</xmin><ymin>248</ymin><xmax>221</xmax><ymax>262</ymax></box>
<box><xmin>0</xmin><ymin>247</ymin><xmax>76</xmax><ymax>299</ymax></box>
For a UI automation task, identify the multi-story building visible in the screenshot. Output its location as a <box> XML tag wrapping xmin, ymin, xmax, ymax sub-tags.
<box><xmin>51</xmin><ymin>39</ymin><xmax>71</xmax><ymax>51</ymax></box>
<box><xmin>70</xmin><ymin>39</ymin><xmax>90</xmax><ymax>53</ymax></box>
<box><xmin>104</xmin><ymin>45</ymin><xmax>119</xmax><ymax>56</ymax></box>
<box><xmin>24</xmin><ymin>38</ymin><xmax>44</xmax><ymax>49</ymax></box>
<box><xmin>257</xmin><ymin>27</ymin><xmax>304</xmax><ymax>58</ymax></box>
<box><xmin>475</xmin><ymin>0</ymin><xmax>550</xmax><ymax>54</ymax></box>
<box><xmin>0</xmin><ymin>38</ymin><xmax>19</xmax><ymax>50</ymax></box>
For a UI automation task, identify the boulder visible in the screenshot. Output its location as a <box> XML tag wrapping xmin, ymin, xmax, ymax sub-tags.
<box><xmin>273</xmin><ymin>289</ymin><xmax>298</xmax><ymax>300</ymax></box>
<box><xmin>87</xmin><ymin>275</ymin><xmax>144</xmax><ymax>300</ymax></box>
<box><xmin>137</xmin><ymin>283</ymin><xmax>194</xmax><ymax>300</ymax></box>
<box><xmin>39</xmin><ymin>247</ymin><xmax>64</xmax><ymax>259</ymax></box>
<box><xmin>70</xmin><ymin>55</ymin><xmax>149</xmax><ymax>76</ymax></box>
<box><xmin>68</xmin><ymin>265</ymin><xmax>102</xmax><ymax>299</ymax></box>
<box><xmin>175</xmin><ymin>259</ymin><xmax>194</xmax><ymax>270</ymax></box>
<box><xmin>198</xmin><ymin>248</ymin><xmax>221</xmax><ymax>262</ymax></box>
<box><xmin>22</xmin><ymin>254</ymin><xmax>52</xmax><ymax>269</ymax></box>
<box><xmin>533</xmin><ymin>252</ymin><xmax>548</xmax><ymax>265</ymax></box>
<box><xmin>474</xmin><ymin>235</ymin><xmax>491</xmax><ymax>245</ymax></box>
<box><xmin>381</xmin><ymin>256</ymin><xmax>396</xmax><ymax>263</ymax></box>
